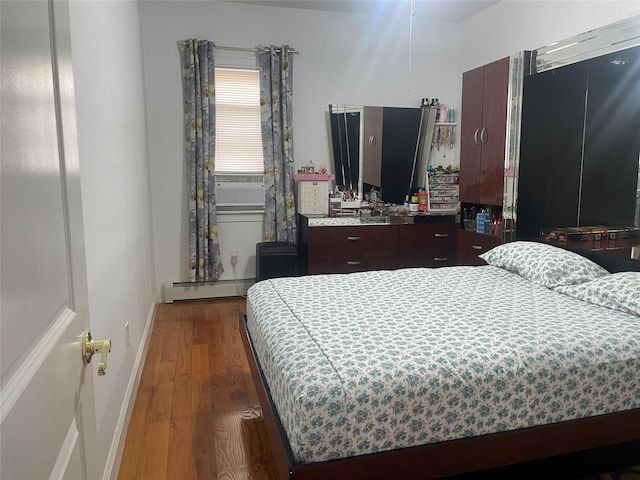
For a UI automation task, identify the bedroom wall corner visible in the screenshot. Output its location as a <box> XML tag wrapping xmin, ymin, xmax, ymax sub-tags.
<box><xmin>68</xmin><ymin>0</ymin><xmax>157</xmax><ymax>478</ymax></box>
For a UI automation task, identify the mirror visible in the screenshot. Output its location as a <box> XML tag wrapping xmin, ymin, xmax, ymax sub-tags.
<box><xmin>506</xmin><ymin>15</ymin><xmax>640</xmax><ymax>259</ymax></box>
<box><xmin>328</xmin><ymin>104</ymin><xmax>438</xmax><ymax>205</ymax></box>
<box><xmin>328</xmin><ymin>105</ymin><xmax>362</xmax><ymax>195</ymax></box>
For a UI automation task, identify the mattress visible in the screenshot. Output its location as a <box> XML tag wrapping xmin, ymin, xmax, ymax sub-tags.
<box><xmin>245</xmin><ymin>266</ymin><xmax>640</xmax><ymax>463</ymax></box>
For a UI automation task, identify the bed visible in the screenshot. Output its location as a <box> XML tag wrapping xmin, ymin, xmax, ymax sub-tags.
<box><xmin>240</xmin><ymin>241</ymin><xmax>640</xmax><ymax>479</ymax></box>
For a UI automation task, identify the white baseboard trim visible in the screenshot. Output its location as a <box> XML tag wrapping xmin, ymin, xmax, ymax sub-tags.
<box><xmin>103</xmin><ymin>289</ymin><xmax>160</xmax><ymax>480</ymax></box>
<box><xmin>163</xmin><ymin>279</ymin><xmax>254</xmax><ymax>303</ymax></box>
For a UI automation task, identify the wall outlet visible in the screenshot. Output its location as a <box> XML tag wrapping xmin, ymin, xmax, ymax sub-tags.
<box><xmin>230</xmin><ymin>250</ymin><xmax>239</xmax><ymax>266</ymax></box>
<box><xmin>125</xmin><ymin>322</ymin><xmax>130</xmax><ymax>349</ymax></box>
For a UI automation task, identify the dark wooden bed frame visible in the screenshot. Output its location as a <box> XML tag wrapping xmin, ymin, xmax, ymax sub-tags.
<box><xmin>239</xmin><ymin>248</ymin><xmax>640</xmax><ymax>479</ymax></box>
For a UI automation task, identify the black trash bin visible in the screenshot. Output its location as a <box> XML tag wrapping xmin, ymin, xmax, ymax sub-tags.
<box><xmin>255</xmin><ymin>241</ymin><xmax>299</xmax><ymax>282</ymax></box>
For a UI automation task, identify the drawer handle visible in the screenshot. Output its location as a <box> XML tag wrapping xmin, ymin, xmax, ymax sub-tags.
<box><xmin>434</xmin><ymin>257</ymin><xmax>448</xmax><ymax>262</ymax></box>
<box><xmin>347</xmin><ymin>236</ymin><xmax>361</xmax><ymax>241</ymax></box>
<box><xmin>346</xmin><ymin>261</ymin><xmax>361</xmax><ymax>266</ymax></box>
<box><xmin>434</xmin><ymin>233</ymin><xmax>449</xmax><ymax>238</ymax></box>
<box><xmin>472</xmin><ymin>245</ymin><xmax>483</xmax><ymax>250</ymax></box>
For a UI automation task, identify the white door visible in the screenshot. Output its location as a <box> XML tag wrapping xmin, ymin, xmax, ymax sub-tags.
<box><xmin>1</xmin><ymin>1</ymin><xmax>101</xmax><ymax>479</ymax></box>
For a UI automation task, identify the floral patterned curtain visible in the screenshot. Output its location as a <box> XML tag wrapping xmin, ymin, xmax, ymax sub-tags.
<box><xmin>178</xmin><ymin>39</ymin><xmax>223</xmax><ymax>281</ymax></box>
<box><xmin>257</xmin><ymin>45</ymin><xmax>296</xmax><ymax>243</ymax></box>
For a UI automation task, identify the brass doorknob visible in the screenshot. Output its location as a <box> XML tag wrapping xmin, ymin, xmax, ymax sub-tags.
<box><xmin>82</xmin><ymin>331</ymin><xmax>112</xmax><ymax>376</ymax></box>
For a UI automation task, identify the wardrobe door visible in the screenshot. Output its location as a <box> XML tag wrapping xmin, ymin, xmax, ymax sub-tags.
<box><xmin>459</xmin><ymin>66</ymin><xmax>484</xmax><ymax>203</ymax></box>
<box><xmin>517</xmin><ymin>63</ymin><xmax>587</xmax><ymax>239</ymax></box>
<box><xmin>478</xmin><ymin>57</ymin><xmax>509</xmax><ymax>206</ymax></box>
<box><xmin>362</xmin><ymin>106</ymin><xmax>383</xmax><ymax>188</ymax></box>
<box><xmin>580</xmin><ymin>46</ymin><xmax>640</xmax><ymax>227</ymax></box>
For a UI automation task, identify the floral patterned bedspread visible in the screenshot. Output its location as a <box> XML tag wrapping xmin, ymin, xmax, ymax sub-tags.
<box><xmin>245</xmin><ymin>266</ymin><xmax>640</xmax><ymax>463</ymax></box>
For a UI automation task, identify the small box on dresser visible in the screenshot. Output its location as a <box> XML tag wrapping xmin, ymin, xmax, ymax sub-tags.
<box><xmin>294</xmin><ymin>173</ymin><xmax>334</xmax><ymax>216</ymax></box>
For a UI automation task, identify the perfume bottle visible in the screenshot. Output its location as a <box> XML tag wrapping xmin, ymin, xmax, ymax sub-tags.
<box><xmin>438</xmin><ymin>104</ymin><xmax>448</xmax><ymax>124</ymax></box>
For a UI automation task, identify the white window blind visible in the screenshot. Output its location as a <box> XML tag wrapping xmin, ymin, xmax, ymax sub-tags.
<box><xmin>215</xmin><ymin>67</ymin><xmax>264</xmax><ymax>173</ymax></box>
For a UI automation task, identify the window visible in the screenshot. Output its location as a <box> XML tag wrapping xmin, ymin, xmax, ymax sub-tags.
<box><xmin>215</xmin><ymin>67</ymin><xmax>264</xmax><ymax>174</ymax></box>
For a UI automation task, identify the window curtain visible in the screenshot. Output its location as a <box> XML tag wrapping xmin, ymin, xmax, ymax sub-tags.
<box><xmin>257</xmin><ymin>45</ymin><xmax>296</xmax><ymax>243</ymax></box>
<box><xmin>178</xmin><ymin>39</ymin><xmax>224</xmax><ymax>282</ymax></box>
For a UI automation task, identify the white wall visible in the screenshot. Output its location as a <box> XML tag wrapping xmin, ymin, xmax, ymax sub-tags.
<box><xmin>69</xmin><ymin>0</ymin><xmax>156</xmax><ymax>478</ymax></box>
<box><xmin>459</xmin><ymin>1</ymin><xmax>640</xmax><ymax>71</ymax></box>
<box><xmin>139</xmin><ymin>0</ymin><xmax>463</xmax><ymax>287</ymax></box>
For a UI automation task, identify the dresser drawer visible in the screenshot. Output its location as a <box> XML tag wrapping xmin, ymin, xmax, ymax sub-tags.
<box><xmin>298</xmin><ymin>181</ymin><xmax>327</xmax><ymax>195</ymax></box>
<box><xmin>398</xmin><ymin>246</ymin><xmax>456</xmax><ymax>268</ymax></box>
<box><xmin>308</xmin><ymin>225</ymin><xmax>398</xmax><ymax>254</ymax></box>
<box><xmin>300</xmin><ymin>190</ymin><xmax>325</xmax><ymax>203</ymax></box>
<box><xmin>308</xmin><ymin>249</ymin><xmax>398</xmax><ymax>274</ymax></box>
<box><xmin>301</xmin><ymin>203</ymin><xmax>328</xmax><ymax>215</ymax></box>
<box><xmin>457</xmin><ymin>230</ymin><xmax>502</xmax><ymax>266</ymax></box>
<box><xmin>398</xmin><ymin>223</ymin><xmax>457</xmax><ymax>249</ymax></box>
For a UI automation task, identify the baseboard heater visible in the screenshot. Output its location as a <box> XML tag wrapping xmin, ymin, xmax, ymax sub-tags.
<box><xmin>163</xmin><ymin>279</ymin><xmax>254</xmax><ymax>303</ymax></box>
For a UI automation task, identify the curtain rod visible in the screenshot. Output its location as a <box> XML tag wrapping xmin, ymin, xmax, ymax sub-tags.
<box><xmin>180</xmin><ymin>41</ymin><xmax>300</xmax><ymax>55</ymax></box>
<box><xmin>218</xmin><ymin>44</ymin><xmax>300</xmax><ymax>55</ymax></box>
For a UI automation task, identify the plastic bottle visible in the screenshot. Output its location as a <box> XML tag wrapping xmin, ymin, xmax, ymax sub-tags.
<box><xmin>438</xmin><ymin>104</ymin><xmax>448</xmax><ymax>124</ymax></box>
<box><xmin>476</xmin><ymin>210</ymin><xmax>486</xmax><ymax>234</ymax></box>
<box><xmin>447</xmin><ymin>108</ymin><xmax>456</xmax><ymax>123</ymax></box>
<box><xmin>409</xmin><ymin>193</ymin><xmax>419</xmax><ymax>212</ymax></box>
<box><xmin>485</xmin><ymin>207</ymin><xmax>493</xmax><ymax>234</ymax></box>
<box><xmin>418</xmin><ymin>188</ymin><xmax>428</xmax><ymax>212</ymax></box>
<box><xmin>370</xmin><ymin>187</ymin><xmax>378</xmax><ymax>203</ymax></box>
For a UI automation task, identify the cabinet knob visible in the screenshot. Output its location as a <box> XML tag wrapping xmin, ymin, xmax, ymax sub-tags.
<box><xmin>480</xmin><ymin>127</ymin><xmax>487</xmax><ymax>144</ymax></box>
<box><xmin>434</xmin><ymin>257</ymin><xmax>448</xmax><ymax>262</ymax></box>
<box><xmin>346</xmin><ymin>261</ymin><xmax>361</xmax><ymax>266</ymax></box>
<box><xmin>434</xmin><ymin>233</ymin><xmax>449</xmax><ymax>238</ymax></box>
<box><xmin>472</xmin><ymin>245</ymin><xmax>483</xmax><ymax>250</ymax></box>
<box><xmin>346</xmin><ymin>236</ymin><xmax>361</xmax><ymax>241</ymax></box>
<box><xmin>474</xmin><ymin>128</ymin><xmax>480</xmax><ymax>145</ymax></box>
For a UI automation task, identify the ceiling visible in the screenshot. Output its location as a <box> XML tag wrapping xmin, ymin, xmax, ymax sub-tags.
<box><xmin>224</xmin><ymin>0</ymin><xmax>500</xmax><ymax>23</ymax></box>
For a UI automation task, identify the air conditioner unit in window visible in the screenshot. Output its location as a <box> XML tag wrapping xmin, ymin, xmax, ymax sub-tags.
<box><xmin>215</xmin><ymin>174</ymin><xmax>265</xmax><ymax>209</ymax></box>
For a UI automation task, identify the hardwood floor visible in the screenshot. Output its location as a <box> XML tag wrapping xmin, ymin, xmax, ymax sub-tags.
<box><xmin>117</xmin><ymin>298</ymin><xmax>278</xmax><ymax>480</ymax></box>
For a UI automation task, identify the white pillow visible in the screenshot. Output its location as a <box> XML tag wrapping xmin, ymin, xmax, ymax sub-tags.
<box><xmin>479</xmin><ymin>241</ymin><xmax>609</xmax><ymax>288</ymax></box>
<box><xmin>555</xmin><ymin>272</ymin><xmax>640</xmax><ymax>316</ymax></box>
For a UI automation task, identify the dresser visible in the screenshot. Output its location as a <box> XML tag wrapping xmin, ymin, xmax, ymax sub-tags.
<box><xmin>457</xmin><ymin>229</ymin><xmax>503</xmax><ymax>266</ymax></box>
<box><xmin>298</xmin><ymin>214</ymin><xmax>457</xmax><ymax>275</ymax></box>
<box><xmin>398</xmin><ymin>223</ymin><xmax>457</xmax><ymax>268</ymax></box>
